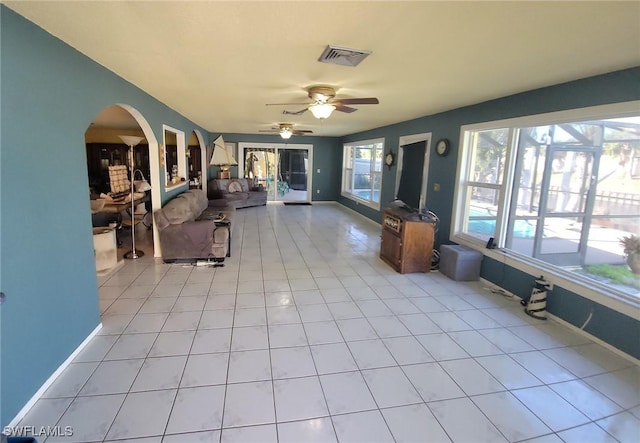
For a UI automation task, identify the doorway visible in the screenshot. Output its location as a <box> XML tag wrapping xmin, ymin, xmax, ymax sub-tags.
<box><xmin>396</xmin><ymin>133</ymin><xmax>432</xmax><ymax>210</ymax></box>
<box><xmin>85</xmin><ymin>104</ymin><xmax>161</xmax><ymax>257</ymax></box>
<box><xmin>239</xmin><ymin>142</ymin><xmax>313</xmax><ymax>203</ymax></box>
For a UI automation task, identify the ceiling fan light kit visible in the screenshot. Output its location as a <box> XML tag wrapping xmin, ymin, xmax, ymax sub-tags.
<box><xmin>309</xmin><ymin>103</ymin><xmax>336</xmax><ymax>119</ymax></box>
<box><xmin>259</xmin><ymin>123</ymin><xmax>313</xmax><ymax>139</ymax></box>
<box><xmin>280</xmin><ymin>127</ymin><xmax>293</xmax><ymax>139</ymax></box>
<box><xmin>266</xmin><ymin>85</ymin><xmax>379</xmax><ymax>121</ymax></box>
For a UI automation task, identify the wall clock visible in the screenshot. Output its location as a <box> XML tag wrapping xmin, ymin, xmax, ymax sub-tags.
<box><xmin>435</xmin><ymin>138</ymin><xmax>450</xmax><ymax>157</ymax></box>
<box><xmin>384</xmin><ymin>151</ymin><xmax>395</xmax><ymax>169</ymax></box>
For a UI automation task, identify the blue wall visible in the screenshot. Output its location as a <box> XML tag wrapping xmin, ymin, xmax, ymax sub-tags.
<box><xmin>207</xmin><ymin>133</ymin><xmax>342</xmax><ymax>201</ymax></box>
<box><xmin>0</xmin><ymin>6</ymin><xmax>209</xmax><ymax>425</ymax></box>
<box><xmin>340</xmin><ymin>68</ymin><xmax>640</xmax><ymax>358</ymax></box>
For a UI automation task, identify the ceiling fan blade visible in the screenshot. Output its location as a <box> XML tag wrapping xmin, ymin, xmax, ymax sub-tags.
<box><xmin>259</xmin><ymin>130</ymin><xmax>278</xmax><ymax>133</ymax></box>
<box><xmin>333</xmin><ymin>97</ymin><xmax>379</xmax><ymax>105</ymax></box>
<box><xmin>282</xmin><ymin>108</ymin><xmax>309</xmax><ymax>116</ymax></box>
<box><xmin>266</xmin><ymin>102</ymin><xmax>310</xmax><ymax>107</ymax></box>
<box><xmin>335</xmin><ymin>105</ymin><xmax>358</xmax><ymax>113</ymax></box>
<box><xmin>292</xmin><ymin>130</ymin><xmax>313</xmax><ymax>135</ymax></box>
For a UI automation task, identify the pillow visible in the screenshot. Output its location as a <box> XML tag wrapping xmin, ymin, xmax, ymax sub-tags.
<box><xmin>227</xmin><ymin>180</ymin><xmax>243</xmax><ymax>193</ymax></box>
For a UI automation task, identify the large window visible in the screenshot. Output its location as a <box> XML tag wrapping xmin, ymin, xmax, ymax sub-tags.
<box><xmin>453</xmin><ymin>102</ymin><xmax>640</xmax><ymax>303</ymax></box>
<box><xmin>342</xmin><ymin>138</ymin><xmax>384</xmax><ymax>209</ymax></box>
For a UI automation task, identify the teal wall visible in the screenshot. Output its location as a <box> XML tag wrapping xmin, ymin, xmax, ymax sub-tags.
<box><xmin>339</xmin><ymin>67</ymin><xmax>640</xmax><ymax>358</ymax></box>
<box><xmin>207</xmin><ymin>133</ymin><xmax>342</xmax><ymax>201</ymax></box>
<box><xmin>0</xmin><ymin>6</ymin><xmax>209</xmax><ymax>425</ymax></box>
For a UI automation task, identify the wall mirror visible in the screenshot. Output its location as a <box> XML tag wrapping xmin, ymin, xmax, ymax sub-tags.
<box><xmin>163</xmin><ymin>125</ymin><xmax>186</xmax><ymax>189</ymax></box>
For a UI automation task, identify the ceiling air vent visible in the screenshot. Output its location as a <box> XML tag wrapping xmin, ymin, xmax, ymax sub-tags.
<box><xmin>318</xmin><ymin>45</ymin><xmax>371</xmax><ymax>67</ymax></box>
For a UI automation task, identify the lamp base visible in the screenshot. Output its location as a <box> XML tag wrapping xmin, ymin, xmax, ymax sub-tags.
<box><xmin>218</xmin><ymin>170</ymin><xmax>231</xmax><ymax>179</ymax></box>
<box><xmin>124</xmin><ymin>249</ymin><xmax>145</xmax><ymax>260</ymax></box>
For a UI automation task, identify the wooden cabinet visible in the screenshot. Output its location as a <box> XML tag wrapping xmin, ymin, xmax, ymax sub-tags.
<box><xmin>380</xmin><ymin>206</ymin><xmax>434</xmax><ymax>274</ymax></box>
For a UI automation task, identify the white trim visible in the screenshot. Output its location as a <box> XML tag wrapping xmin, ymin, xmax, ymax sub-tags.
<box><xmin>459</xmin><ymin>100</ymin><xmax>640</xmax><ymax>133</ymax></box>
<box><xmin>114</xmin><ymin>104</ymin><xmax>161</xmax><ymax>257</ymax></box>
<box><xmin>238</xmin><ymin>142</ymin><xmax>314</xmax><ymax>203</ymax></box>
<box><xmin>341</xmin><ymin>137</ymin><xmax>385</xmax><ymax>210</ymax></box>
<box><xmin>192</xmin><ymin>129</ymin><xmax>208</xmax><ymax>191</ymax></box>
<box><xmin>451</xmin><ymin>100</ymin><xmax>640</xmax><ymax>316</ymax></box>
<box><xmin>7</xmin><ymin>323</ymin><xmax>103</xmax><ymax>427</ymax></box>
<box><xmin>163</xmin><ymin>125</ymin><xmax>187</xmax><ymax>191</ymax></box>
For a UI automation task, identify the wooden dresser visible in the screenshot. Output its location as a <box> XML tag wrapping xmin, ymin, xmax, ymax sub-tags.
<box><xmin>380</xmin><ymin>206</ymin><xmax>435</xmax><ymax>274</ymax></box>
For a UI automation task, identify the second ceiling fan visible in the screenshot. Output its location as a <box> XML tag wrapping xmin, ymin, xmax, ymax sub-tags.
<box><xmin>260</xmin><ymin>123</ymin><xmax>313</xmax><ymax>139</ymax></box>
<box><xmin>266</xmin><ymin>86</ymin><xmax>379</xmax><ymax>119</ymax></box>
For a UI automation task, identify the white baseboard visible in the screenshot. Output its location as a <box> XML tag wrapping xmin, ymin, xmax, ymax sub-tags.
<box><xmin>7</xmin><ymin>323</ymin><xmax>103</xmax><ymax>427</ymax></box>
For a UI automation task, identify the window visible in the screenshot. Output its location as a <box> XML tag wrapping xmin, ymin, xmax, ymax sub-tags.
<box><xmin>453</xmin><ymin>102</ymin><xmax>640</xmax><ymax>303</ymax></box>
<box><xmin>342</xmin><ymin>138</ymin><xmax>384</xmax><ymax>209</ymax></box>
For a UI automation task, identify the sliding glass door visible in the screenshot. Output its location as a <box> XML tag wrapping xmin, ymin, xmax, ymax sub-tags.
<box><xmin>239</xmin><ymin>143</ymin><xmax>313</xmax><ymax>203</ymax></box>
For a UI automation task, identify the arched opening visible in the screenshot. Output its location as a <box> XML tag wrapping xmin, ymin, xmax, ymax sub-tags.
<box><xmin>188</xmin><ymin>129</ymin><xmax>208</xmax><ymax>191</ymax></box>
<box><xmin>85</xmin><ymin>104</ymin><xmax>161</xmax><ymax>271</ymax></box>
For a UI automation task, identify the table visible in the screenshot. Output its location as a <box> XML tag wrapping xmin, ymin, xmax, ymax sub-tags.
<box><xmin>100</xmin><ymin>194</ymin><xmax>148</xmax><ymax>214</ymax></box>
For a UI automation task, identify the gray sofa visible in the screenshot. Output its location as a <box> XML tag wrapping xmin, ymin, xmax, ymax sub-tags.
<box><xmin>208</xmin><ymin>178</ymin><xmax>267</xmax><ymax>209</ymax></box>
<box><xmin>154</xmin><ymin>189</ymin><xmax>235</xmax><ymax>262</ymax></box>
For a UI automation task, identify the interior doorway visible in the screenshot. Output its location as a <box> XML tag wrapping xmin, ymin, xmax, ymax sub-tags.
<box><xmin>186</xmin><ymin>130</ymin><xmax>208</xmax><ymax>191</ymax></box>
<box><xmin>396</xmin><ymin>133</ymin><xmax>432</xmax><ymax>211</ymax></box>
<box><xmin>85</xmin><ymin>104</ymin><xmax>161</xmax><ymax>258</ymax></box>
<box><xmin>239</xmin><ymin>142</ymin><xmax>313</xmax><ymax>203</ymax></box>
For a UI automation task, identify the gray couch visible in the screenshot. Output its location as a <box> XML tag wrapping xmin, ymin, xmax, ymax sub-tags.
<box><xmin>208</xmin><ymin>178</ymin><xmax>267</xmax><ymax>209</ymax></box>
<box><xmin>154</xmin><ymin>189</ymin><xmax>235</xmax><ymax>263</ymax></box>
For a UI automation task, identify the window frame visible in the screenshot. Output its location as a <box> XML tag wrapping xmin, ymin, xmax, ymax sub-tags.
<box><xmin>452</xmin><ymin>101</ymin><xmax>640</xmax><ymax>313</ymax></box>
<box><xmin>341</xmin><ymin>137</ymin><xmax>384</xmax><ymax>210</ymax></box>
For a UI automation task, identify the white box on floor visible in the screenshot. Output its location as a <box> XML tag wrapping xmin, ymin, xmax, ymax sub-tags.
<box><xmin>439</xmin><ymin>244</ymin><xmax>483</xmax><ymax>281</ymax></box>
<box><xmin>93</xmin><ymin>227</ymin><xmax>118</xmax><ymax>273</ymax></box>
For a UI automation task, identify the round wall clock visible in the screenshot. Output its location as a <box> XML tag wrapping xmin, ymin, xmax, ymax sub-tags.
<box><xmin>384</xmin><ymin>151</ymin><xmax>395</xmax><ymax>169</ymax></box>
<box><xmin>435</xmin><ymin>138</ymin><xmax>450</xmax><ymax>157</ymax></box>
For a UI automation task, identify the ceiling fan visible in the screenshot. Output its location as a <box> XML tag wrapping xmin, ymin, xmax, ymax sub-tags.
<box><xmin>266</xmin><ymin>86</ymin><xmax>379</xmax><ymax>119</ymax></box>
<box><xmin>259</xmin><ymin>123</ymin><xmax>313</xmax><ymax>139</ymax></box>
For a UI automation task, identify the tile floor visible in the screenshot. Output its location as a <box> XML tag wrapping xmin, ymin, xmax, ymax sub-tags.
<box><xmin>16</xmin><ymin>204</ymin><xmax>640</xmax><ymax>442</ymax></box>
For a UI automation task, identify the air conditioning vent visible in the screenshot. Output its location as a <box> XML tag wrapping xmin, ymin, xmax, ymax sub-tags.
<box><xmin>318</xmin><ymin>45</ymin><xmax>371</xmax><ymax>67</ymax></box>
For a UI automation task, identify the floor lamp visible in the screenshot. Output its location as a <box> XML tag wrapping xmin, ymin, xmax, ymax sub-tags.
<box><xmin>119</xmin><ymin>135</ymin><xmax>145</xmax><ymax>259</ymax></box>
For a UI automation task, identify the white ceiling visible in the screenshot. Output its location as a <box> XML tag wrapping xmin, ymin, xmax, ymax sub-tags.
<box><xmin>5</xmin><ymin>1</ymin><xmax>640</xmax><ymax>137</ymax></box>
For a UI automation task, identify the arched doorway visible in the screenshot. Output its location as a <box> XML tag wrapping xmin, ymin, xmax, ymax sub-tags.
<box><xmin>188</xmin><ymin>130</ymin><xmax>208</xmax><ymax>191</ymax></box>
<box><xmin>85</xmin><ymin>104</ymin><xmax>161</xmax><ymax>259</ymax></box>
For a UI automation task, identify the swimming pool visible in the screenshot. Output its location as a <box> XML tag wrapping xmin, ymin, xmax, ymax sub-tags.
<box><xmin>468</xmin><ymin>210</ymin><xmax>535</xmax><ymax>238</ymax></box>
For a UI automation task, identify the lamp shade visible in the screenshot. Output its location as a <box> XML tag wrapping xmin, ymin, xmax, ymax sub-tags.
<box><xmin>118</xmin><ymin>135</ymin><xmax>144</xmax><ymax>147</ymax></box>
<box><xmin>210</xmin><ymin>135</ymin><xmax>238</xmax><ymax>167</ymax></box>
<box><xmin>134</xmin><ymin>179</ymin><xmax>152</xmax><ymax>192</ymax></box>
<box><xmin>280</xmin><ymin>128</ymin><xmax>293</xmax><ymax>139</ymax></box>
<box><xmin>309</xmin><ymin>103</ymin><xmax>335</xmax><ymax>119</ymax></box>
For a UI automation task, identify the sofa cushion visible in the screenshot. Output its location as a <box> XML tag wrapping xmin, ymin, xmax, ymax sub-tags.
<box><xmin>228</xmin><ymin>180</ymin><xmax>243</xmax><ymax>193</ymax></box>
<box><xmin>161</xmin><ymin>195</ymin><xmax>197</xmax><ymax>225</ymax></box>
<box><xmin>207</xmin><ymin>178</ymin><xmax>267</xmax><ymax>209</ymax></box>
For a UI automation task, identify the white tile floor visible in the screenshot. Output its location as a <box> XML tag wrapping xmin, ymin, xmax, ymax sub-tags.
<box><xmin>16</xmin><ymin>204</ymin><xmax>640</xmax><ymax>442</ymax></box>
